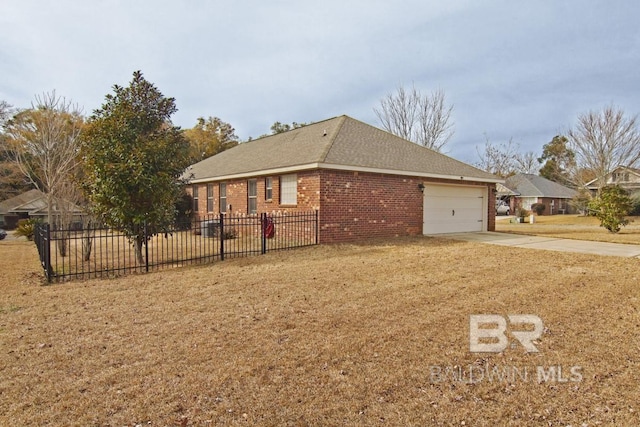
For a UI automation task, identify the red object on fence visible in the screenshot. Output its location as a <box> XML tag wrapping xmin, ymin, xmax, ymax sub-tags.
<box><xmin>262</xmin><ymin>215</ymin><xmax>275</xmax><ymax>238</ymax></box>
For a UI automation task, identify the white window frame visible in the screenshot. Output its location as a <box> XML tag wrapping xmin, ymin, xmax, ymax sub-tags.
<box><xmin>206</xmin><ymin>183</ymin><xmax>214</xmax><ymax>213</ymax></box>
<box><xmin>219</xmin><ymin>183</ymin><xmax>227</xmax><ymax>213</ymax></box>
<box><xmin>248</xmin><ymin>179</ymin><xmax>257</xmax><ymax>214</ymax></box>
<box><xmin>265</xmin><ymin>177</ymin><xmax>273</xmax><ymax>201</ymax></box>
<box><xmin>280</xmin><ymin>174</ymin><xmax>297</xmax><ymax>205</ymax></box>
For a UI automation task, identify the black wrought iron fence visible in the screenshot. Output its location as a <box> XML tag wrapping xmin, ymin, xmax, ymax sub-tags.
<box><xmin>33</xmin><ymin>211</ymin><xmax>318</xmax><ymax>283</ymax></box>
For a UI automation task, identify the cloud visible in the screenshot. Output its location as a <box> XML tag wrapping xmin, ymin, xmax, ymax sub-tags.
<box><xmin>2</xmin><ymin>0</ymin><xmax>640</xmax><ymax>165</ymax></box>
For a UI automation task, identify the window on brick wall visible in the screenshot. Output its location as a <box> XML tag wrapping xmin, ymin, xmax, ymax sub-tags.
<box><xmin>192</xmin><ymin>185</ymin><xmax>199</xmax><ymax>213</ymax></box>
<box><xmin>219</xmin><ymin>183</ymin><xmax>227</xmax><ymax>213</ymax></box>
<box><xmin>265</xmin><ymin>177</ymin><xmax>273</xmax><ymax>200</ymax></box>
<box><xmin>280</xmin><ymin>174</ymin><xmax>297</xmax><ymax>205</ymax></box>
<box><xmin>206</xmin><ymin>184</ymin><xmax>214</xmax><ymax>212</ymax></box>
<box><xmin>248</xmin><ymin>179</ymin><xmax>257</xmax><ymax>214</ymax></box>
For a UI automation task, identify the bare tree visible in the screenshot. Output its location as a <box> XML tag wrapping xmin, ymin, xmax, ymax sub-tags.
<box><xmin>568</xmin><ymin>105</ymin><xmax>640</xmax><ymax>189</ymax></box>
<box><xmin>374</xmin><ymin>84</ymin><xmax>454</xmax><ymax>152</ymax></box>
<box><xmin>514</xmin><ymin>151</ymin><xmax>539</xmax><ymax>174</ymax></box>
<box><xmin>0</xmin><ymin>100</ymin><xmax>12</xmax><ymax>125</ymax></box>
<box><xmin>3</xmin><ymin>92</ymin><xmax>84</xmax><ymax>226</ymax></box>
<box><xmin>474</xmin><ymin>136</ymin><xmax>520</xmax><ymax>177</ymax></box>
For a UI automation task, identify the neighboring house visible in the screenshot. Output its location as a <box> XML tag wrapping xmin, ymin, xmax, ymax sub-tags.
<box><xmin>0</xmin><ymin>189</ymin><xmax>84</xmax><ymax>228</ymax></box>
<box><xmin>503</xmin><ymin>173</ymin><xmax>577</xmax><ymax>215</ymax></box>
<box><xmin>186</xmin><ymin>115</ymin><xmax>501</xmax><ymax>243</ymax></box>
<box><xmin>585</xmin><ymin>166</ymin><xmax>640</xmax><ymax>199</ymax></box>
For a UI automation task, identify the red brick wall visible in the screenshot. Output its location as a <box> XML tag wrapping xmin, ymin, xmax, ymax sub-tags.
<box><xmin>318</xmin><ymin>170</ymin><xmax>495</xmax><ymax>243</ymax></box>
<box><xmin>318</xmin><ymin>170</ymin><xmax>421</xmax><ymax>242</ymax></box>
<box><xmin>487</xmin><ymin>183</ymin><xmax>496</xmax><ymax>231</ymax></box>
<box><xmin>187</xmin><ymin>171</ymin><xmax>321</xmax><ymax>219</ymax></box>
<box><xmin>535</xmin><ymin>197</ymin><xmax>573</xmax><ymax>215</ymax></box>
<box><xmin>188</xmin><ymin>169</ymin><xmax>495</xmax><ymax>243</ymax></box>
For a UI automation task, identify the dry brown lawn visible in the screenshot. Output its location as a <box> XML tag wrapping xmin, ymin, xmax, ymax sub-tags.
<box><xmin>1</xmin><ymin>237</ymin><xmax>639</xmax><ymax>426</ymax></box>
<box><xmin>497</xmin><ymin>214</ymin><xmax>640</xmax><ymax>244</ymax></box>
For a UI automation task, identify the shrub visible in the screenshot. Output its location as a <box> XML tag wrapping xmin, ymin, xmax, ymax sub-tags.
<box><xmin>531</xmin><ymin>203</ymin><xmax>546</xmax><ymax>215</ymax></box>
<box><xmin>15</xmin><ymin>218</ymin><xmax>41</xmax><ymax>241</ymax></box>
<box><xmin>571</xmin><ymin>189</ymin><xmax>592</xmax><ymax>216</ymax></box>
<box><xmin>630</xmin><ymin>195</ymin><xmax>640</xmax><ymax>216</ymax></box>
<box><xmin>588</xmin><ymin>185</ymin><xmax>633</xmax><ymax>233</ymax></box>
<box><xmin>515</xmin><ymin>206</ymin><xmax>529</xmax><ymax>218</ymax></box>
<box><xmin>222</xmin><ymin>227</ymin><xmax>237</xmax><ymax>240</ymax></box>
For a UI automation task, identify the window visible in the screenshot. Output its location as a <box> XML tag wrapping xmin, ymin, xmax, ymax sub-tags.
<box><xmin>280</xmin><ymin>174</ymin><xmax>297</xmax><ymax>205</ymax></box>
<box><xmin>248</xmin><ymin>179</ymin><xmax>257</xmax><ymax>214</ymax></box>
<box><xmin>219</xmin><ymin>183</ymin><xmax>227</xmax><ymax>213</ymax></box>
<box><xmin>206</xmin><ymin>184</ymin><xmax>214</xmax><ymax>212</ymax></box>
<box><xmin>192</xmin><ymin>185</ymin><xmax>199</xmax><ymax>212</ymax></box>
<box><xmin>614</xmin><ymin>172</ymin><xmax>630</xmax><ymax>182</ymax></box>
<box><xmin>265</xmin><ymin>177</ymin><xmax>273</xmax><ymax>200</ymax></box>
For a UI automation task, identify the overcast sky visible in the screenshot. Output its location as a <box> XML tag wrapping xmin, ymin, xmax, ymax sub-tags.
<box><xmin>1</xmin><ymin>1</ymin><xmax>639</xmax><ymax>164</ymax></box>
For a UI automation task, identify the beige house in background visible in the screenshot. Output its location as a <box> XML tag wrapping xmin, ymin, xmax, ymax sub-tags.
<box><xmin>585</xmin><ymin>166</ymin><xmax>640</xmax><ymax>198</ymax></box>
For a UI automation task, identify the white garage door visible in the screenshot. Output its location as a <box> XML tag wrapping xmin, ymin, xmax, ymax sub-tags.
<box><xmin>423</xmin><ymin>184</ymin><xmax>486</xmax><ymax>234</ymax></box>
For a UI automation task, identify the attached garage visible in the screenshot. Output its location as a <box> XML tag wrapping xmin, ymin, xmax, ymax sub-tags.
<box><xmin>422</xmin><ymin>184</ymin><xmax>487</xmax><ymax>234</ymax></box>
<box><xmin>188</xmin><ymin>115</ymin><xmax>501</xmax><ymax>243</ymax></box>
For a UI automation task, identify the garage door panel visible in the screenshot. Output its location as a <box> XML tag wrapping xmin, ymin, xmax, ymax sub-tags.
<box><xmin>423</xmin><ymin>185</ymin><xmax>485</xmax><ymax>234</ymax></box>
<box><xmin>423</xmin><ymin>186</ymin><xmax>483</xmax><ymax>198</ymax></box>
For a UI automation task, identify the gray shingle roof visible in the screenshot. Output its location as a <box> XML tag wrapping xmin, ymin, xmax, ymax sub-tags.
<box><xmin>187</xmin><ymin>115</ymin><xmax>499</xmax><ymax>183</ymax></box>
<box><xmin>0</xmin><ymin>189</ymin><xmax>43</xmax><ymax>215</ymax></box>
<box><xmin>504</xmin><ymin>174</ymin><xmax>577</xmax><ymax>198</ymax></box>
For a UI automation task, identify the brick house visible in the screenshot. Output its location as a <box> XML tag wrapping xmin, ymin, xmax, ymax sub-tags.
<box><xmin>186</xmin><ymin>115</ymin><xmax>501</xmax><ymax>243</ymax></box>
<box><xmin>503</xmin><ymin>173</ymin><xmax>577</xmax><ymax>215</ymax></box>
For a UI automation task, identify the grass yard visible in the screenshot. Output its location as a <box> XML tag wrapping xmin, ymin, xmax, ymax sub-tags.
<box><xmin>1</xmin><ymin>237</ymin><xmax>639</xmax><ymax>426</ymax></box>
<box><xmin>496</xmin><ymin>214</ymin><xmax>640</xmax><ymax>245</ymax></box>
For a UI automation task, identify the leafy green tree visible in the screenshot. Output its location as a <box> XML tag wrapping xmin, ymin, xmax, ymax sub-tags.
<box><xmin>0</xmin><ymin>142</ymin><xmax>32</xmax><ymax>201</ymax></box>
<box><xmin>81</xmin><ymin>71</ymin><xmax>190</xmax><ymax>264</ymax></box>
<box><xmin>270</xmin><ymin>121</ymin><xmax>307</xmax><ymax>134</ymax></box>
<box><xmin>1</xmin><ymin>101</ymin><xmax>29</xmax><ymax>200</ymax></box>
<box><xmin>538</xmin><ymin>135</ymin><xmax>575</xmax><ymax>186</ymax></box>
<box><xmin>247</xmin><ymin>121</ymin><xmax>310</xmax><ymax>141</ymax></box>
<box><xmin>183</xmin><ymin>116</ymin><xmax>238</xmax><ymax>163</ymax></box>
<box><xmin>588</xmin><ymin>185</ymin><xmax>633</xmax><ymax>233</ymax></box>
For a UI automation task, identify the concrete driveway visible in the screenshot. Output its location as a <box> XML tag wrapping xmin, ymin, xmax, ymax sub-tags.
<box><xmin>439</xmin><ymin>231</ymin><xmax>640</xmax><ymax>258</ymax></box>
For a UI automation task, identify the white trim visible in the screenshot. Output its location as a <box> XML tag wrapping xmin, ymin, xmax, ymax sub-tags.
<box><xmin>190</xmin><ymin>164</ymin><xmax>319</xmax><ymax>183</ymax></box>
<box><xmin>189</xmin><ymin>162</ymin><xmax>503</xmax><ymax>184</ymax></box>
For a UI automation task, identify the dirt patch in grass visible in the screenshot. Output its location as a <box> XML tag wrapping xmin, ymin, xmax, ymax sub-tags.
<box><xmin>497</xmin><ymin>214</ymin><xmax>640</xmax><ymax>244</ymax></box>
<box><xmin>1</xmin><ymin>238</ymin><xmax>639</xmax><ymax>426</ymax></box>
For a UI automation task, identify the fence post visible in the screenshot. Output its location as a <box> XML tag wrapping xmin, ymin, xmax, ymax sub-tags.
<box><xmin>144</xmin><ymin>221</ymin><xmax>149</xmax><ymax>272</ymax></box>
<box><xmin>261</xmin><ymin>213</ymin><xmax>267</xmax><ymax>255</ymax></box>
<box><xmin>219</xmin><ymin>213</ymin><xmax>225</xmax><ymax>261</ymax></box>
<box><xmin>315</xmin><ymin>209</ymin><xmax>319</xmax><ymax>245</ymax></box>
<box><xmin>44</xmin><ymin>223</ymin><xmax>52</xmax><ymax>283</ymax></box>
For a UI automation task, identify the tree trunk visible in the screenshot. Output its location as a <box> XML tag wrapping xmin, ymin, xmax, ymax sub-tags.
<box><xmin>134</xmin><ymin>236</ymin><xmax>145</xmax><ymax>266</ymax></box>
<box><xmin>46</xmin><ymin>193</ymin><xmax>53</xmax><ymax>226</ymax></box>
<box><xmin>82</xmin><ymin>221</ymin><xmax>93</xmax><ymax>262</ymax></box>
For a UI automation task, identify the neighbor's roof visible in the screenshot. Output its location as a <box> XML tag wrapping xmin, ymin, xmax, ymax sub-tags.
<box><xmin>187</xmin><ymin>115</ymin><xmax>500</xmax><ymax>183</ymax></box>
<box><xmin>496</xmin><ymin>182</ymin><xmax>519</xmax><ymax>196</ymax></box>
<box><xmin>504</xmin><ymin>174</ymin><xmax>577</xmax><ymax>198</ymax></box>
<box><xmin>0</xmin><ymin>189</ymin><xmax>42</xmax><ymax>214</ymax></box>
<box><xmin>0</xmin><ymin>189</ymin><xmax>83</xmax><ymax>215</ymax></box>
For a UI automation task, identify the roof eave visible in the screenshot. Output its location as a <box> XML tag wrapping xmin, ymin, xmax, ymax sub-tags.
<box><xmin>189</xmin><ymin>162</ymin><xmax>503</xmax><ymax>184</ymax></box>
